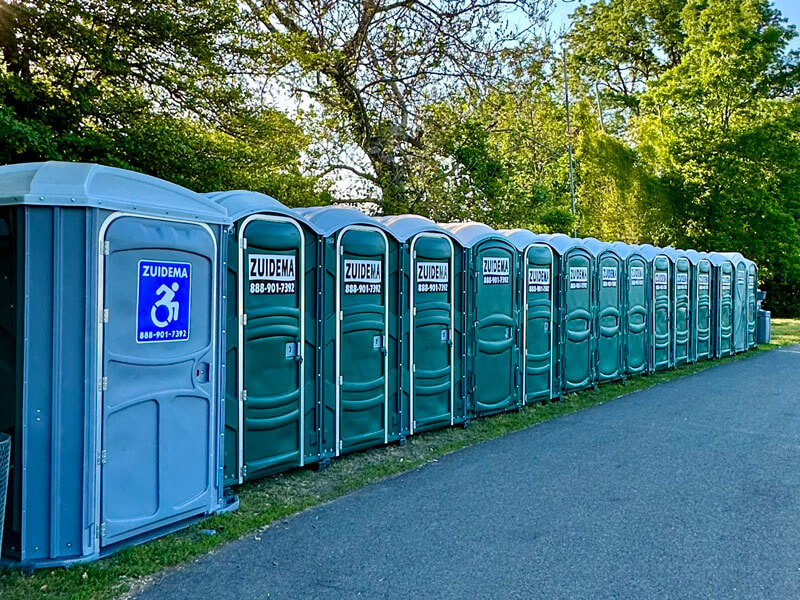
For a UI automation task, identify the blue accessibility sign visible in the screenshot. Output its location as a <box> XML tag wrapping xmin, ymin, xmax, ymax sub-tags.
<box><xmin>136</xmin><ymin>260</ymin><xmax>192</xmax><ymax>343</ymax></box>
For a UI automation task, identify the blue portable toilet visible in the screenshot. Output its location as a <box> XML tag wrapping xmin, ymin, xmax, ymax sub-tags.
<box><xmin>208</xmin><ymin>191</ymin><xmax>322</xmax><ymax>485</ymax></box>
<box><xmin>610</xmin><ymin>242</ymin><xmax>650</xmax><ymax>377</ymax></box>
<box><xmin>294</xmin><ymin>206</ymin><xmax>405</xmax><ymax>458</ymax></box>
<box><xmin>582</xmin><ymin>238</ymin><xmax>624</xmax><ymax>383</ymax></box>
<box><xmin>439</xmin><ymin>222</ymin><xmax>522</xmax><ymax>417</ymax></box>
<box><xmin>536</xmin><ymin>234</ymin><xmax>596</xmax><ymax>393</ymax></box>
<box><xmin>708</xmin><ymin>252</ymin><xmax>735</xmax><ymax>358</ymax></box>
<box><xmin>684</xmin><ymin>250</ymin><xmax>714</xmax><ymax>361</ymax></box>
<box><xmin>499</xmin><ymin>228</ymin><xmax>557</xmax><ymax>403</ymax></box>
<box><xmin>376</xmin><ymin>215</ymin><xmax>467</xmax><ymax>434</ymax></box>
<box><xmin>639</xmin><ymin>244</ymin><xmax>673</xmax><ymax>371</ymax></box>
<box><xmin>0</xmin><ymin>162</ymin><xmax>235</xmax><ymax>568</ymax></box>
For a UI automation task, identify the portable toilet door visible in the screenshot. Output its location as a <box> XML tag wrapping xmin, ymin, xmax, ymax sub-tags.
<box><xmin>709</xmin><ymin>253</ymin><xmax>734</xmax><ymax>358</ymax></box>
<box><xmin>640</xmin><ymin>245</ymin><xmax>672</xmax><ymax>371</ymax></box>
<box><xmin>665</xmin><ymin>248</ymin><xmax>691</xmax><ymax>366</ymax></box>
<box><xmin>583</xmin><ymin>238</ymin><xmax>623</xmax><ymax>383</ymax></box>
<box><xmin>377</xmin><ymin>215</ymin><xmax>465</xmax><ymax>434</ymax></box>
<box><xmin>611</xmin><ymin>242</ymin><xmax>649</xmax><ymax>377</ymax></box>
<box><xmin>209</xmin><ymin>191</ymin><xmax>320</xmax><ymax>485</ymax></box>
<box><xmin>541</xmin><ymin>234</ymin><xmax>595</xmax><ymax>392</ymax></box>
<box><xmin>0</xmin><ymin>162</ymin><xmax>234</xmax><ymax>568</ymax></box>
<box><xmin>745</xmin><ymin>258</ymin><xmax>758</xmax><ymax>348</ymax></box>
<box><xmin>441</xmin><ymin>223</ymin><xmax>521</xmax><ymax>417</ymax></box>
<box><xmin>295</xmin><ymin>207</ymin><xmax>403</xmax><ymax>457</ymax></box>
<box><xmin>685</xmin><ymin>250</ymin><xmax>713</xmax><ymax>361</ymax></box>
<box><xmin>500</xmin><ymin>229</ymin><xmax>556</xmax><ymax>403</ymax></box>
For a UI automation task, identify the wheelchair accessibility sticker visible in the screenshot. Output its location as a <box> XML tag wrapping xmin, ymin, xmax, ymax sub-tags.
<box><xmin>136</xmin><ymin>260</ymin><xmax>192</xmax><ymax>343</ymax></box>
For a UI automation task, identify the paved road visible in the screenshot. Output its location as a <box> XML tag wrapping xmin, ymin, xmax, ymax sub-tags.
<box><xmin>135</xmin><ymin>348</ymin><xmax>800</xmax><ymax>599</ymax></box>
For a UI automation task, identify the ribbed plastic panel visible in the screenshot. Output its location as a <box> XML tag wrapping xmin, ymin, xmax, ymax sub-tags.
<box><xmin>0</xmin><ymin>432</ymin><xmax>9</xmax><ymax>552</ymax></box>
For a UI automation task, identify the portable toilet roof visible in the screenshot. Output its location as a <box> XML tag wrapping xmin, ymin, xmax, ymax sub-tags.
<box><xmin>718</xmin><ymin>251</ymin><xmax>748</xmax><ymax>266</ymax></box>
<box><xmin>0</xmin><ymin>161</ymin><xmax>229</xmax><ymax>223</ymax></box>
<box><xmin>708</xmin><ymin>252</ymin><xmax>736</xmax><ymax>267</ymax></box>
<box><xmin>207</xmin><ymin>190</ymin><xmax>319</xmax><ymax>232</ymax></box>
<box><xmin>375</xmin><ymin>214</ymin><xmax>457</xmax><ymax>243</ymax></box>
<box><xmin>439</xmin><ymin>221</ymin><xmax>502</xmax><ymax>248</ymax></box>
<box><xmin>581</xmin><ymin>237</ymin><xmax>619</xmax><ymax>258</ymax></box>
<box><xmin>537</xmin><ymin>233</ymin><xmax>583</xmax><ymax>256</ymax></box>
<box><xmin>496</xmin><ymin>228</ymin><xmax>550</xmax><ymax>250</ymax></box>
<box><xmin>610</xmin><ymin>241</ymin><xmax>640</xmax><ymax>258</ymax></box>
<box><xmin>295</xmin><ymin>205</ymin><xmax>395</xmax><ymax>238</ymax></box>
<box><xmin>638</xmin><ymin>243</ymin><xmax>669</xmax><ymax>261</ymax></box>
<box><xmin>684</xmin><ymin>249</ymin><xmax>711</xmax><ymax>265</ymax></box>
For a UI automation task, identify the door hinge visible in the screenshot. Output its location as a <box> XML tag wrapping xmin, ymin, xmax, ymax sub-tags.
<box><xmin>412</xmin><ymin>420</ymin><xmax>417</xmax><ymax>430</ymax></box>
<box><xmin>339</xmin><ymin>375</ymin><xmax>343</xmax><ymax>385</ymax></box>
<box><xmin>97</xmin><ymin>449</ymin><xmax>107</xmax><ymax>465</ymax></box>
<box><xmin>241</xmin><ymin>313</ymin><xmax>247</xmax><ymax>326</ymax></box>
<box><xmin>100</xmin><ymin>522</ymin><xmax>106</xmax><ymax>539</ymax></box>
<box><xmin>98</xmin><ymin>376</ymin><xmax>108</xmax><ymax>392</ymax></box>
<box><xmin>102</xmin><ymin>241</ymin><xmax>110</xmax><ymax>256</ymax></box>
<box><xmin>413</xmin><ymin>306</ymin><xmax>417</xmax><ymax>316</ymax></box>
<box><xmin>412</xmin><ymin>364</ymin><xmax>416</xmax><ymax>373</ymax></box>
<box><xmin>102</xmin><ymin>308</ymin><xmax>109</xmax><ymax>323</ymax></box>
<box><xmin>338</xmin><ymin>439</ymin><xmax>343</xmax><ymax>451</ymax></box>
<box><xmin>240</xmin><ymin>389</ymin><xmax>247</xmax><ymax>403</ymax></box>
<box><xmin>240</xmin><ymin>237</ymin><xmax>248</xmax><ymax>249</ymax></box>
<box><xmin>241</xmin><ymin>464</ymin><xmax>248</xmax><ymax>479</ymax></box>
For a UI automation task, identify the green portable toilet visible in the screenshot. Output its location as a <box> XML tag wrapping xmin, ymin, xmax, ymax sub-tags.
<box><xmin>582</xmin><ymin>238</ymin><xmax>624</xmax><ymax>383</ymax></box>
<box><xmin>720</xmin><ymin>252</ymin><xmax>748</xmax><ymax>353</ymax></box>
<box><xmin>376</xmin><ymin>215</ymin><xmax>466</xmax><ymax>434</ymax></box>
<box><xmin>663</xmin><ymin>248</ymin><xmax>691</xmax><ymax>366</ymax></box>
<box><xmin>685</xmin><ymin>250</ymin><xmax>714</xmax><ymax>361</ymax></box>
<box><xmin>709</xmin><ymin>253</ymin><xmax>735</xmax><ymax>358</ymax></box>
<box><xmin>538</xmin><ymin>234</ymin><xmax>595</xmax><ymax>393</ymax></box>
<box><xmin>499</xmin><ymin>229</ymin><xmax>557</xmax><ymax>403</ymax></box>
<box><xmin>295</xmin><ymin>206</ymin><xmax>404</xmax><ymax>458</ymax></box>
<box><xmin>611</xmin><ymin>242</ymin><xmax>650</xmax><ymax>377</ymax></box>
<box><xmin>639</xmin><ymin>244</ymin><xmax>672</xmax><ymax>371</ymax></box>
<box><xmin>744</xmin><ymin>256</ymin><xmax>758</xmax><ymax>349</ymax></box>
<box><xmin>209</xmin><ymin>191</ymin><xmax>321</xmax><ymax>485</ymax></box>
<box><xmin>440</xmin><ymin>222</ymin><xmax>521</xmax><ymax>417</ymax></box>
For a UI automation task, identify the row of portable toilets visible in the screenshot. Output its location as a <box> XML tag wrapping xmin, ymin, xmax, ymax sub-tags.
<box><xmin>0</xmin><ymin>163</ymin><xmax>761</xmax><ymax>568</ymax></box>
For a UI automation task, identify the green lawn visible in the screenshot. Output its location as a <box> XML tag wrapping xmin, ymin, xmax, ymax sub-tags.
<box><xmin>3</xmin><ymin>318</ymin><xmax>799</xmax><ymax>600</ymax></box>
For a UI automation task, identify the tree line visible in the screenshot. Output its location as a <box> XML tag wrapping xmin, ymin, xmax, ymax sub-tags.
<box><xmin>1</xmin><ymin>0</ymin><xmax>798</xmax><ymax>314</ymax></box>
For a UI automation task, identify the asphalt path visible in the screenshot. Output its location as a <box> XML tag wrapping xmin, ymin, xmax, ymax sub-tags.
<box><xmin>135</xmin><ymin>347</ymin><xmax>800</xmax><ymax>599</ymax></box>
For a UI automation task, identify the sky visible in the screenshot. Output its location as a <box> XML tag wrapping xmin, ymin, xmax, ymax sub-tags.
<box><xmin>550</xmin><ymin>0</ymin><xmax>800</xmax><ymax>50</ymax></box>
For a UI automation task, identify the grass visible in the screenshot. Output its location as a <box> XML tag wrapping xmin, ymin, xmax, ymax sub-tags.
<box><xmin>3</xmin><ymin>318</ymin><xmax>799</xmax><ymax>600</ymax></box>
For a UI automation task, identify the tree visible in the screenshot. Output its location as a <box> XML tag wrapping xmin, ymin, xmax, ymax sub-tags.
<box><xmin>243</xmin><ymin>0</ymin><xmax>553</xmax><ymax>213</ymax></box>
<box><xmin>0</xmin><ymin>0</ymin><xmax>331</xmax><ymax>203</ymax></box>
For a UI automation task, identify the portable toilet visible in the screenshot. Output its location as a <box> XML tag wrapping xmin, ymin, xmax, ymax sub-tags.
<box><xmin>708</xmin><ymin>253</ymin><xmax>735</xmax><ymax>358</ymax></box>
<box><xmin>684</xmin><ymin>250</ymin><xmax>714</xmax><ymax>361</ymax></box>
<box><xmin>744</xmin><ymin>256</ymin><xmax>758</xmax><ymax>349</ymax></box>
<box><xmin>209</xmin><ymin>191</ymin><xmax>321</xmax><ymax>485</ymax></box>
<box><xmin>639</xmin><ymin>244</ymin><xmax>672</xmax><ymax>371</ymax></box>
<box><xmin>439</xmin><ymin>222</ymin><xmax>521</xmax><ymax>417</ymax></box>
<box><xmin>537</xmin><ymin>234</ymin><xmax>595</xmax><ymax>393</ymax></box>
<box><xmin>0</xmin><ymin>162</ymin><xmax>235</xmax><ymax>568</ymax></box>
<box><xmin>499</xmin><ymin>229</ymin><xmax>557</xmax><ymax>403</ymax></box>
<box><xmin>376</xmin><ymin>215</ymin><xmax>466</xmax><ymax>434</ymax></box>
<box><xmin>663</xmin><ymin>248</ymin><xmax>691</xmax><ymax>366</ymax></box>
<box><xmin>719</xmin><ymin>252</ymin><xmax>748</xmax><ymax>353</ymax></box>
<box><xmin>294</xmin><ymin>206</ymin><xmax>403</xmax><ymax>458</ymax></box>
<box><xmin>610</xmin><ymin>242</ymin><xmax>649</xmax><ymax>377</ymax></box>
<box><xmin>582</xmin><ymin>238</ymin><xmax>624</xmax><ymax>383</ymax></box>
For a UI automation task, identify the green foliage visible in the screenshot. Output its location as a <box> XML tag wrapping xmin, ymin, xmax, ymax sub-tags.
<box><xmin>0</xmin><ymin>0</ymin><xmax>330</xmax><ymax>204</ymax></box>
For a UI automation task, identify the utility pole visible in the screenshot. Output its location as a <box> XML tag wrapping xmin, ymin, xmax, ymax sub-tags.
<box><xmin>563</xmin><ymin>47</ymin><xmax>577</xmax><ymax>237</ymax></box>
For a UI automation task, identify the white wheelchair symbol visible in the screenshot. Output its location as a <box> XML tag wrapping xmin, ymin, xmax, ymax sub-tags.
<box><xmin>151</xmin><ymin>282</ymin><xmax>180</xmax><ymax>328</ymax></box>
